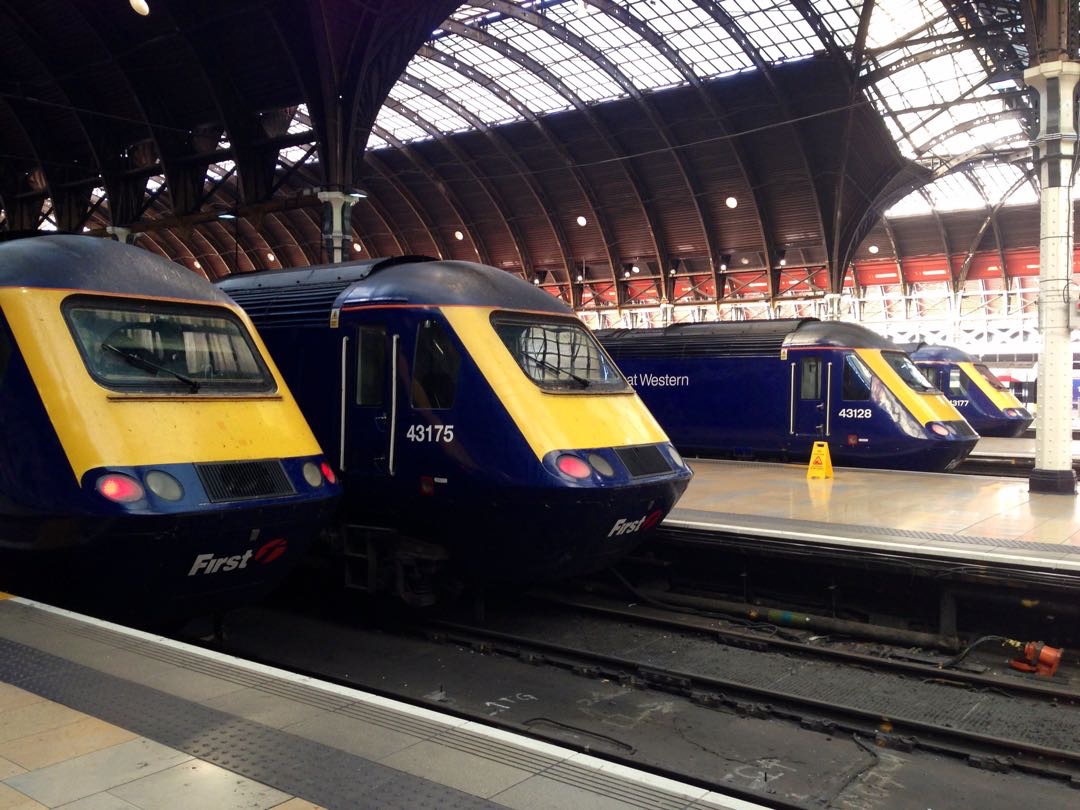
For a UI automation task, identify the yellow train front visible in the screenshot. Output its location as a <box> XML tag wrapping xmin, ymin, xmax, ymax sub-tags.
<box><xmin>217</xmin><ymin>257</ymin><xmax>692</xmax><ymax>601</ymax></box>
<box><xmin>0</xmin><ymin>235</ymin><xmax>339</xmax><ymax>623</ymax></box>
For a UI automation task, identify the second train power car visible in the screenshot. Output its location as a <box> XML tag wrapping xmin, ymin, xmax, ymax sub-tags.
<box><xmin>907</xmin><ymin>343</ymin><xmax>1033</xmax><ymax>437</ymax></box>
<box><xmin>0</xmin><ymin>235</ymin><xmax>339</xmax><ymax>623</ymax></box>
<box><xmin>596</xmin><ymin>319</ymin><xmax>978</xmax><ymax>472</ymax></box>
<box><xmin>218</xmin><ymin>257</ymin><xmax>691</xmax><ymax>602</ymax></box>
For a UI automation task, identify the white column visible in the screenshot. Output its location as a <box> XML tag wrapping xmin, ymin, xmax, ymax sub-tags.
<box><xmin>317</xmin><ymin>191</ymin><xmax>354</xmax><ymax>263</ymax></box>
<box><xmin>1024</xmin><ymin>60</ymin><xmax>1079</xmax><ymax>493</ymax></box>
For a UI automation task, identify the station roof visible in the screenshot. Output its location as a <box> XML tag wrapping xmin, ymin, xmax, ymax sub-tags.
<box><xmin>0</xmin><ymin>1</ymin><xmax>1054</xmax><ymax>321</ymax></box>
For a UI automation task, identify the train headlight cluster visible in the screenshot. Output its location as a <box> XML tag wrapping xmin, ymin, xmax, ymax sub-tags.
<box><xmin>96</xmin><ymin>474</ymin><xmax>145</xmax><ymax>503</ymax></box>
<box><xmin>145</xmin><ymin>471</ymin><xmax>184</xmax><ymax>501</ymax></box>
<box><xmin>667</xmin><ymin>444</ymin><xmax>684</xmax><ymax>467</ymax></box>
<box><xmin>556</xmin><ymin>455</ymin><xmax>593</xmax><ymax>479</ymax></box>
<box><xmin>929</xmin><ymin>422</ymin><xmax>956</xmax><ymax>437</ymax></box>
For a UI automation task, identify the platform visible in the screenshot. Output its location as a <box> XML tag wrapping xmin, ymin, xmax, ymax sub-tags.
<box><xmin>0</xmin><ymin>596</ymin><xmax>764</xmax><ymax>810</ymax></box>
<box><xmin>970</xmin><ymin>436</ymin><xmax>1080</xmax><ymax>462</ymax></box>
<box><xmin>669</xmin><ymin>458</ymin><xmax>1080</xmax><ymax>573</ymax></box>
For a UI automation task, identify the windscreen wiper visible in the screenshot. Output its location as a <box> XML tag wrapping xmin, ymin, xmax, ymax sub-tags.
<box><xmin>102</xmin><ymin>343</ymin><xmax>201</xmax><ymax>393</ymax></box>
<box><xmin>530</xmin><ymin>355</ymin><xmax>589</xmax><ymax>388</ymax></box>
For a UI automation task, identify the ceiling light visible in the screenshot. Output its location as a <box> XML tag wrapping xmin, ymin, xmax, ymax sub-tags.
<box><xmin>266</xmin><ymin>253</ymin><xmax>275</xmax><ymax>262</ymax></box>
<box><xmin>193</xmin><ymin>260</ymin><xmax>202</xmax><ymax>269</ymax></box>
<box><xmin>741</xmin><ymin>257</ymin><xmax>749</xmax><ymax>265</ymax></box>
<box><xmin>631</xmin><ymin>265</ymin><xmax>640</xmax><ymax>273</ymax></box>
<box><xmin>353</xmin><ymin>242</ymin><xmax>363</xmax><ymax>252</ymax></box>
<box><xmin>669</xmin><ymin>268</ymin><xmax>676</xmax><ymax>276</ymax></box>
<box><xmin>576</xmin><ymin>216</ymin><xmax>587</xmax><ymax>227</ymax></box>
<box><xmin>725</xmin><ymin>197</ymin><xmax>738</xmax><ymax>209</ymax></box>
<box><xmin>778</xmin><ymin>250</ymin><xmax>787</xmax><ymax>267</ymax></box>
<box><xmin>347</xmin><ymin>190</ymin><xmax>367</xmax><ymax>200</ymax></box>
<box><xmin>720</xmin><ymin>253</ymin><xmax>731</xmax><ymax>271</ymax></box>
<box><xmin>533</xmin><ymin>278</ymin><xmax>540</xmax><ymax>285</ymax></box>
<box><xmin>868</xmin><ymin>244</ymin><xmax>879</xmax><ymax>254</ymax></box>
<box><xmin>576</xmin><ymin>274</ymin><xmax>584</xmax><ymax>282</ymax></box>
<box><xmin>454</xmin><ymin>230</ymin><xmax>464</xmax><ymax>240</ymax></box>
<box><xmin>129</xmin><ymin>0</ymin><xmax>150</xmax><ymax>15</ymax></box>
<box><xmin>623</xmin><ymin>271</ymin><xmax>631</xmax><ymax>279</ymax></box>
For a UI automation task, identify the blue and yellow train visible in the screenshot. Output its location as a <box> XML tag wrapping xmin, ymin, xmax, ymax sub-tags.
<box><xmin>0</xmin><ymin>235</ymin><xmax>339</xmax><ymax>622</ymax></box>
<box><xmin>218</xmin><ymin>257</ymin><xmax>691</xmax><ymax>603</ymax></box>
<box><xmin>907</xmin><ymin>343</ymin><xmax>1033</xmax><ymax>438</ymax></box>
<box><xmin>596</xmin><ymin>319</ymin><xmax>978</xmax><ymax>472</ymax></box>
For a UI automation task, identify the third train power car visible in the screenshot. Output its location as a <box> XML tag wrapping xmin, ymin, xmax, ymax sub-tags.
<box><xmin>218</xmin><ymin>257</ymin><xmax>691</xmax><ymax>602</ymax></box>
<box><xmin>906</xmin><ymin>343</ymin><xmax>1033</xmax><ymax>437</ymax></box>
<box><xmin>0</xmin><ymin>235</ymin><xmax>339</xmax><ymax>623</ymax></box>
<box><xmin>596</xmin><ymin>319</ymin><xmax>978</xmax><ymax>472</ymax></box>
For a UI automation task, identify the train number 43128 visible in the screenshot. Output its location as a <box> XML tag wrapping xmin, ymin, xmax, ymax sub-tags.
<box><xmin>406</xmin><ymin>424</ymin><xmax>455</xmax><ymax>442</ymax></box>
<box><xmin>837</xmin><ymin>408</ymin><xmax>871</xmax><ymax>419</ymax></box>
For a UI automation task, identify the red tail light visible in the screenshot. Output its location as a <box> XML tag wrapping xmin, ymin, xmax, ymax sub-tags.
<box><xmin>320</xmin><ymin>461</ymin><xmax>337</xmax><ymax>485</ymax></box>
<box><xmin>96</xmin><ymin>473</ymin><xmax>145</xmax><ymax>503</ymax></box>
<box><xmin>556</xmin><ymin>454</ymin><xmax>592</xmax><ymax>479</ymax></box>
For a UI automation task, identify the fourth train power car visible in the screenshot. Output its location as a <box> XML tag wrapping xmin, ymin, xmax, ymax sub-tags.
<box><xmin>218</xmin><ymin>257</ymin><xmax>692</xmax><ymax>603</ymax></box>
<box><xmin>596</xmin><ymin>318</ymin><xmax>978</xmax><ymax>472</ymax></box>
<box><xmin>0</xmin><ymin>235</ymin><xmax>339</xmax><ymax>623</ymax></box>
<box><xmin>906</xmin><ymin>343</ymin><xmax>1033</xmax><ymax>437</ymax></box>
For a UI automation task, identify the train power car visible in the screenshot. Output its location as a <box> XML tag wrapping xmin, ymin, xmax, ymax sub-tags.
<box><xmin>906</xmin><ymin>343</ymin><xmax>1033</xmax><ymax>437</ymax></box>
<box><xmin>0</xmin><ymin>235</ymin><xmax>339</xmax><ymax>623</ymax></box>
<box><xmin>595</xmin><ymin>319</ymin><xmax>978</xmax><ymax>472</ymax></box>
<box><xmin>217</xmin><ymin>257</ymin><xmax>692</xmax><ymax>603</ymax></box>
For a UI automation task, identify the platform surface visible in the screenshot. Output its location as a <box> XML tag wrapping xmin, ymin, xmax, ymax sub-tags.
<box><xmin>0</xmin><ymin>596</ymin><xmax>764</xmax><ymax>810</ymax></box>
<box><xmin>970</xmin><ymin>436</ymin><xmax>1080</xmax><ymax>460</ymax></box>
<box><xmin>669</xmin><ymin>459</ymin><xmax>1080</xmax><ymax>572</ymax></box>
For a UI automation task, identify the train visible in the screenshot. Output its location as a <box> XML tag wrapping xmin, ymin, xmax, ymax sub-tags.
<box><xmin>0</xmin><ymin>235</ymin><xmax>340</xmax><ymax>623</ymax></box>
<box><xmin>905</xmin><ymin>343</ymin><xmax>1033</xmax><ymax>438</ymax></box>
<box><xmin>595</xmin><ymin>319</ymin><xmax>978</xmax><ymax>472</ymax></box>
<box><xmin>217</xmin><ymin>257</ymin><xmax>692</xmax><ymax>604</ymax></box>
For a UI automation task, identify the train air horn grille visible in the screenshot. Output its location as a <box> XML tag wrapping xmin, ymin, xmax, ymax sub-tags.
<box><xmin>615</xmin><ymin>445</ymin><xmax>672</xmax><ymax>477</ymax></box>
<box><xmin>197</xmin><ymin>460</ymin><xmax>295</xmax><ymax>502</ymax></box>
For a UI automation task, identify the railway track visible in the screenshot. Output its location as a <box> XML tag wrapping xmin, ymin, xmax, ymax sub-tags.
<box><xmin>417</xmin><ymin>590</ymin><xmax>1080</xmax><ymax>784</ymax></box>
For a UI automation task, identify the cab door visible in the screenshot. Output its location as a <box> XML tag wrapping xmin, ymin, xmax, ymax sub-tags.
<box><xmin>791</xmin><ymin>354</ymin><xmax>831</xmax><ymax>438</ymax></box>
<box><xmin>341</xmin><ymin>322</ymin><xmax>397</xmax><ymax>481</ymax></box>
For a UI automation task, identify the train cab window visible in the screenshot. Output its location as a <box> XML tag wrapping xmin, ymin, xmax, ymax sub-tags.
<box><xmin>411</xmin><ymin>319</ymin><xmax>460</xmax><ymax>410</ymax></box>
<box><xmin>946</xmin><ymin>368</ymin><xmax>968</xmax><ymax>397</ymax></box>
<box><xmin>64</xmin><ymin>297</ymin><xmax>275</xmax><ymax>394</ymax></box>
<box><xmin>800</xmin><ymin>357</ymin><xmax>821</xmax><ymax>400</ymax></box>
<box><xmin>492</xmin><ymin>313</ymin><xmax>628</xmax><ymax>393</ymax></box>
<box><xmin>881</xmin><ymin>351</ymin><xmax>936</xmax><ymax>393</ymax></box>
<box><xmin>355</xmin><ymin>326</ymin><xmax>385</xmax><ymax>406</ymax></box>
<box><xmin>842</xmin><ymin>354</ymin><xmax>871</xmax><ymax>401</ymax></box>
<box><xmin>973</xmin><ymin>363</ymin><xmax>1008</xmax><ymax>391</ymax></box>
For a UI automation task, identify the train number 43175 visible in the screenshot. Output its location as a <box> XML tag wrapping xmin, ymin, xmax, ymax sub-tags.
<box><xmin>837</xmin><ymin>408</ymin><xmax>872</xmax><ymax>419</ymax></box>
<box><xmin>406</xmin><ymin>424</ymin><xmax>455</xmax><ymax>442</ymax></box>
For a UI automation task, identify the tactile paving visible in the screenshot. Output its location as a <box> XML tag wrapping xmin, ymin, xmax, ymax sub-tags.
<box><xmin>0</xmin><ymin>636</ymin><xmax>495</xmax><ymax>809</ymax></box>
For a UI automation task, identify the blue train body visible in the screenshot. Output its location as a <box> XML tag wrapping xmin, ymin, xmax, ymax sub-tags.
<box><xmin>218</xmin><ymin>257</ymin><xmax>691</xmax><ymax>602</ymax></box>
<box><xmin>596</xmin><ymin>319</ymin><xmax>978</xmax><ymax>472</ymax></box>
<box><xmin>0</xmin><ymin>236</ymin><xmax>340</xmax><ymax>622</ymax></box>
<box><xmin>907</xmin><ymin>344</ymin><xmax>1033</xmax><ymax>438</ymax></box>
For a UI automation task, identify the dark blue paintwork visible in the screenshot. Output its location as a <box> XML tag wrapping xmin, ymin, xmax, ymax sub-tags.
<box><xmin>597</xmin><ymin>319</ymin><xmax>977</xmax><ymax>472</ymax></box>
<box><xmin>907</xmin><ymin>343</ymin><xmax>1033</xmax><ymax>438</ymax></box>
<box><xmin>219</xmin><ymin>258</ymin><xmax>692</xmax><ymax>583</ymax></box>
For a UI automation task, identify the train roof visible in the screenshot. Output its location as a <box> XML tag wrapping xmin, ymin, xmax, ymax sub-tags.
<box><xmin>595</xmin><ymin>318</ymin><xmax>899</xmax><ymax>358</ymax></box>
<box><xmin>215</xmin><ymin>256</ymin><xmax>573</xmax><ymax>328</ymax></box>
<box><xmin>0</xmin><ymin>235</ymin><xmax>232</xmax><ymax>304</ymax></box>
<box><xmin>904</xmin><ymin>343</ymin><xmax>975</xmax><ymax>362</ymax></box>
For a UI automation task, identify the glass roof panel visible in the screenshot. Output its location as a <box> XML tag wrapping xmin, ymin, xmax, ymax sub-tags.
<box><xmin>367</xmin><ymin>132</ymin><xmax>391</xmax><ymax>150</ymax></box>
<box><xmin>633</xmin><ymin>0</ymin><xmax>753</xmax><ymax>76</ymax></box>
<box><xmin>409</xmin><ymin>56</ymin><xmax>522</xmax><ymax>124</ymax></box>
<box><xmin>372</xmin><ymin>105</ymin><xmax>429</xmax><ymax>144</ymax></box>
<box><xmin>720</xmin><ymin>0</ymin><xmax>820</xmax><ymax>63</ymax></box>
<box><xmin>437</xmin><ymin>35</ymin><xmax>572</xmax><ymax>114</ymax></box>
<box><xmin>388</xmin><ymin>83</ymin><xmax>472</xmax><ymax>134</ymax></box>
<box><xmin>809</xmin><ymin>0</ymin><xmax>861</xmax><ymax>49</ymax></box>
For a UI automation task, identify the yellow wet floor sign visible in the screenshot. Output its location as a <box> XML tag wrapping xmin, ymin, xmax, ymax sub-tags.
<box><xmin>807</xmin><ymin>441</ymin><xmax>834</xmax><ymax>479</ymax></box>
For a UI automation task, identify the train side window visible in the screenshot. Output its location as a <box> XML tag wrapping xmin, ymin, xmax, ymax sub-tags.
<box><xmin>355</xmin><ymin>326</ymin><xmax>385</xmax><ymax>406</ymax></box>
<box><xmin>842</xmin><ymin>354</ymin><xmax>871</xmax><ymax>401</ymax></box>
<box><xmin>412</xmin><ymin>319</ymin><xmax>460</xmax><ymax>410</ymax></box>
<box><xmin>947</xmin><ymin>368</ymin><xmax>967</xmax><ymax>397</ymax></box>
<box><xmin>800</xmin><ymin>357</ymin><xmax>821</xmax><ymax>399</ymax></box>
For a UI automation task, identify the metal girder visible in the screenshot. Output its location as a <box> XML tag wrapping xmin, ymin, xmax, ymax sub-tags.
<box><xmin>364</xmin><ymin>152</ymin><xmax>450</xmax><ymax>260</ymax></box>
<box><xmin>415</xmin><ymin>44</ymin><xmax>619</xmax><ymax>281</ymax></box>
<box><xmin>439</xmin><ymin>15</ymin><xmax>664</xmax><ymax>291</ymax></box>
<box><xmin>914</xmin><ymin>109</ymin><xmax>1024</xmax><ymax>158</ymax></box>
<box><xmin>881</xmin><ymin>217</ymin><xmax>907</xmax><ymax>301</ymax></box>
<box><xmin>957</xmin><ymin>170</ymin><xmax>1030</xmax><ymax>288</ymax></box>
<box><xmin>924</xmin><ymin>192</ymin><xmax>959</xmax><ymax>293</ymax></box>
<box><xmin>374</xmin><ymin>106</ymin><xmax>494</xmax><ymax>266</ymax></box>
<box><xmin>692</xmin><ymin>1</ymin><xmax>829</xmax><ymax>296</ymax></box>
<box><xmin>588</xmin><ymin>0</ymin><xmax>769</xmax><ymax>307</ymax></box>
<box><xmin>861</xmin><ymin>39</ymin><xmax>979</xmax><ymax>86</ymax></box>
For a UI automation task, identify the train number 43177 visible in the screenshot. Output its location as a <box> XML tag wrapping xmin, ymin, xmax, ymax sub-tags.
<box><xmin>406</xmin><ymin>424</ymin><xmax>455</xmax><ymax>442</ymax></box>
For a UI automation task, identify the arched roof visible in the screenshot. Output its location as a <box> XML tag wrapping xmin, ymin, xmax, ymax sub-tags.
<box><xmin>0</xmin><ymin>0</ymin><xmax>1054</xmax><ymax>332</ymax></box>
